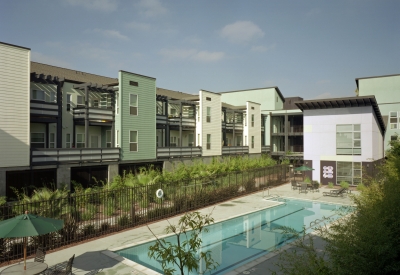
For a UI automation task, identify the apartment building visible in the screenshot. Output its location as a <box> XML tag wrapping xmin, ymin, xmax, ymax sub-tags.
<box><xmin>0</xmin><ymin>41</ymin><xmax>272</xmax><ymax>198</ymax></box>
<box><xmin>356</xmin><ymin>74</ymin><xmax>400</xmax><ymax>153</ymax></box>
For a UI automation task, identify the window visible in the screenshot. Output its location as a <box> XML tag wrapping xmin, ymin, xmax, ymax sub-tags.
<box><xmin>77</xmin><ymin>95</ymin><xmax>85</xmax><ymax>107</ymax></box>
<box><xmin>251</xmin><ymin>114</ymin><xmax>254</xmax><ymax>127</ymax></box>
<box><xmin>49</xmin><ymin>133</ymin><xmax>55</xmax><ymax>148</ymax></box>
<box><xmin>251</xmin><ymin>107</ymin><xmax>254</xmax><ymax>110</ymax></box>
<box><xmin>106</xmin><ymin>130</ymin><xmax>111</xmax><ymax>148</ymax></box>
<box><xmin>116</xmin><ymin>130</ymin><xmax>120</xmax><ymax>147</ymax></box>
<box><xmin>130</xmin><ymin>94</ymin><xmax>138</xmax><ymax>115</ymax></box>
<box><xmin>391</xmin><ymin>135</ymin><xmax>398</xmax><ymax>141</ymax></box>
<box><xmin>336</xmin><ymin>124</ymin><xmax>361</xmax><ymax>155</ymax></box>
<box><xmin>92</xmin><ymin>99</ymin><xmax>99</xmax><ymax>108</ymax></box>
<box><xmin>101</xmin><ymin>94</ymin><xmax>112</xmax><ymax>109</ymax></box>
<box><xmin>206</xmin><ymin>134</ymin><xmax>211</xmax><ymax>149</ymax></box>
<box><xmin>170</xmin><ymin>108</ymin><xmax>177</xmax><ymax>116</ymax></box>
<box><xmin>206</xmin><ymin>97</ymin><xmax>211</xmax><ymax>101</ymax></box>
<box><xmin>32</xmin><ymin>90</ymin><xmax>45</xmax><ymax>101</ymax></box>
<box><xmin>251</xmin><ymin>136</ymin><xmax>254</xmax><ymax>148</ymax></box>
<box><xmin>66</xmin><ymin>133</ymin><xmax>71</xmax><ymax>148</ymax></box>
<box><xmin>129</xmin><ymin>81</ymin><xmax>138</xmax><ymax>86</ymax></box>
<box><xmin>206</xmin><ymin>107</ymin><xmax>211</xmax><ymax>122</ymax></box>
<box><xmin>50</xmin><ymin>91</ymin><xmax>56</xmax><ymax>103</ymax></box>
<box><xmin>337</xmin><ymin>162</ymin><xmax>362</xmax><ymax>186</ymax></box>
<box><xmin>276</xmin><ymin>96</ymin><xmax>278</xmax><ymax>103</ymax></box>
<box><xmin>188</xmin><ymin>134</ymin><xmax>194</xmax><ymax>147</ymax></box>
<box><xmin>76</xmin><ymin>133</ymin><xmax>85</xmax><ymax>148</ymax></box>
<box><xmin>236</xmin><ymin>136</ymin><xmax>242</xmax><ymax>146</ymax></box>
<box><xmin>130</xmin><ymin>131</ymin><xmax>138</xmax><ymax>151</ymax></box>
<box><xmin>390</xmin><ymin>112</ymin><xmax>398</xmax><ymax>129</ymax></box>
<box><xmin>31</xmin><ymin>133</ymin><xmax>45</xmax><ymax>148</ymax></box>
<box><xmin>67</xmin><ymin>94</ymin><xmax>72</xmax><ymax>111</ymax></box>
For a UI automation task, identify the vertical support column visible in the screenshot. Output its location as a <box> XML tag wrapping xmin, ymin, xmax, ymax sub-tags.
<box><xmin>57</xmin><ymin>167</ymin><xmax>71</xmax><ymax>191</ymax></box>
<box><xmin>165</xmin><ymin>99</ymin><xmax>169</xmax><ymax>147</ymax></box>
<box><xmin>111</xmin><ymin>91</ymin><xmax>115</xmax><ymax>147</ymax></box>
<box><xmin>269</xmin><ymin>112</ymin><xmax>273</xmax><ymax>152</ymax></box>
<box><xmin>72</xmin><ymin>120</ymin><xmax>76</xmax><ymax>147</ymax></box>
<box><xmin>223</xmin><ymin>109</ymin><xmax>227</xmax><ymax>146</ymax></box>
<box><xmin>284</xmin><ymin>114</ymin><xmax>289</xmax><ymax>154</ymax></box>
<box><xmin>85</xmin><ymin>86</ymin><xmax>89</xmax><ymax>148</ymax></box>
<box><xmin>179</xmin><ymin>102</ymin><xmax>183</xmax><ymax>147</ymax></box>
<box><xmin>232</xmin><ymin>111</ymin><xmax>236</xmax><ymax>145</ymax></box>
<box><xmin>56</xmin><ymin>81</ymin><xmax>63</xmax><ymax>148</ymax></box>
<box><xmin>108</xmin><ymin>164</ymin><xmax>119</xmax><ymax>183</ymax></box>
<box><xmin>45</xmin><ymin>123</ymin><xmax>49</xmax><ymax>148</ymax></box>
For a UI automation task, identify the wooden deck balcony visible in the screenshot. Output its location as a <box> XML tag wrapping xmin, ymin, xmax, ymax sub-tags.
<box><xmin>157</xmin><ymin>146</ymin><xmax>202</xmax><ymax>158</ymax></box>
<box><xmin>222</xmin><ymin>146</ymin><xmax>249</xmax><ymax>155</ymax></box>
<box><xmin>31</xmin><ymin>147</ymin><xmax>120</xmax><ymax>166</ymax></box>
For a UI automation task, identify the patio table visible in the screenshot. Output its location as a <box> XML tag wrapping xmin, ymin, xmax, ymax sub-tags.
<box><xmin>0</xmin><ymin>262</ymin><xmax>48</xmax><ymax>275</ymax></box>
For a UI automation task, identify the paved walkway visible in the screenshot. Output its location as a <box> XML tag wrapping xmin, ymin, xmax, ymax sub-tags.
<box><xmin>0</xmin><ymin>183</ymin><xmax>356</xmax><ymax>275</ymax></box>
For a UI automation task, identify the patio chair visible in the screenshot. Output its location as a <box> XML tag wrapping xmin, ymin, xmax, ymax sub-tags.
<box><xmin>299</xmin><ymin>182</ymin><xmax>308</xmax><ymax>194</ymax></box>
<box><xmin>323</xmin><ymin>188</ymin><xmax>346</xmax><ymax>197</ymax></box>
<box><xmin>49</xmin><ymin>254</ymin><xmax>75</xmax><ymax>275</ymax></box>
<box><xmin>34</xmin><ymin>246</ymin><xmax>46</xmax><ymax>263</ymax></box>
<box><xmin>291</xmin><ymin>180</ymin><xmax>298</xmax><ymax>190</ymax></box>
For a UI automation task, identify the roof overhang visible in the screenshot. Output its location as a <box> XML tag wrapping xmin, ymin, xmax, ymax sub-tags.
<box><xmin>73</xmin><ymin>82</ymin><xmax>118</xmax><ymax>93</ymax></box>
<box><xmin>295</xmin><ymin>96</ymin><xmax>385</xmax><ymax>134</ymax></box>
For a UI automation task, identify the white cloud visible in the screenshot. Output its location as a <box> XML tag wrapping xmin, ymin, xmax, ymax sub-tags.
<box><xmin>251</xmin><ymin>44</ymin><xmax>276</xmax><ymax>53</ymax></box>
<box><xmin>91</xmin><ymin>29</ymin><xmax>129</xmax><ymax>40</ymax></box>
<box><xmin>31</xmin><ymin>52</ymin><xmax>71</xmax><ymax>68</ymax></box>
<box><xmin>159</xmin><ymin>48</ymin><xmax>225</xmax><ymax>62</ymax></box>
<box><xmin>136</xmin><ymin>0</ymin><xmax>168</xmax><ymax>17</ymax></box>
<box><xmin>126</xmin><ymin>21</ymin><xmax>151</xmax><ymax>31</ymax></box>
<box><xmin>220</xmin><ymin>21</ymin><xmax>264</xmax><ymax>43</ymax></box>
<box><xmin>65</xmin><ymin>0</ymin><xmax>118</xmax><ymax>12</ymax></box>
<box><xmin>313</xmin><ymin>92</ymin><xmax>332</xmax><ymax>99</ymax></box>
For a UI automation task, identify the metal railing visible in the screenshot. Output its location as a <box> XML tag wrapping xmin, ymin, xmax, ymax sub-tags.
<box><xmin>73</xmin><ymin>107</ymin><xmax>114</xmax><ymax>121</ymax></box>
<box><xmin>30</xmin><ymin>101</ymin><xmax>59</xmax><ymax>117</ymax></box>
<box><xmin>0</xmin><ymin>164</ymin><xmax>289</xmax><ymax>265</ymax></box>
<box><xmin>31</xmin><ymin>148</ymin><xmax>120</xmax><ymax>165</ymax></box>
<box><xmin>222</xmin><ymin>146</ymin><xmax>249</xmax><ymax>155</ymax></box>
<box><xmin>156</xmin><ymin>146</ymin><xmax>202</xmax><ymax>158</ymax></box>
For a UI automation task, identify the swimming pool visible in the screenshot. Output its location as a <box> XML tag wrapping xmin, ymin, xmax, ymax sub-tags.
<box><xmin>115</xmin><ymin>198</ymin><xmax>344</xmax><ymax>274</ymax></box>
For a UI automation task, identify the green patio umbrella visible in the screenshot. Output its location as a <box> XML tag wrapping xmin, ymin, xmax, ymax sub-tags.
<box><xmin>0</xmin><ymin>211</ymin><xmax>64</xmax><ymax>270</ymax></box>
<box><xmin>294</xmin><ymin>165</ymin><xmax>314</xmax><ymax>171</ymax></box>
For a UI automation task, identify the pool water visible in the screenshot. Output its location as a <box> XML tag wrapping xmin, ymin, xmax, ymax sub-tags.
<box><xmin>116</xmin><ymin>198</ymin><xmax>344</xmax><ymax>274</ymax></box>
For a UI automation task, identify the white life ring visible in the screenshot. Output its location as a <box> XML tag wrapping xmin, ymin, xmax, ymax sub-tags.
<box><xmin>156</xmin><ymin>189</ymin><xmax>164</xmax><ymax>198</ymax></box>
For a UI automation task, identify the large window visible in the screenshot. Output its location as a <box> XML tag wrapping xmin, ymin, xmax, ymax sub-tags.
<box><xmin>251</xmin><ymin>114</ymin><xmax>254</xmax><ymax>127</ymax></box>
<box><xmin>390</xmin><ymin>111</ymin><xmax>398</xmax><ymax>129</ymax></box>
<box><xmin>130</xmin><ymin>94</ymin><xmax>138</xmax><ymax>115</ymax></box>
<box><xmin>31</xmin><ymin>133</ymin><xmax>45</xmax><ymax>148</ymax></box>
<box><xmin>76</xmin><ymin>133</ymin><xmax>85</xmax><ymax>148</ymax></box>
<box><xmin>130</xmin><ymin>130</ymin><xmax>138</xmax><ymax>151</ymax></box>
<box><xmin>32</xmin><ymin>89</ymin><xmax>45</xmax><ymax>101</ymax></box>
<box><xmin>207</xmin><ymin>134</ymin><xmax>211</xmax><ymax>149</ymax></box>
<box><xmin>337</xmin><ymin>162</ymin><xmax>362</xmax><ymax>186</ymax></box>
<box><xmin>206</xmin><ymin>107</ymin><xmax>211</xmax><ymax>122</ymax></box>
<box><xmin>77</xmin><ymin>95</ymin><xmax>85</xmax><ymax>107</ymax></box>
<box><xmin>336</xmin><ymin>124</ymin><xmax>361</xmax><ymax>155</ymax></box>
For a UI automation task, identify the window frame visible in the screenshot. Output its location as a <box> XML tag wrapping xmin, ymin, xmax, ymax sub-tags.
<box><xmin>76</xmin><ymin>133</ymin><xmax>85</xmax><ymax>148</ymax></box>
<box><xmin>77</xmin><ymin>95</ymin><xmax>85</xmax><ymax>107</ymax></box>
<box><xmin>67</xmin><ymin>94</ymin><xmax>72</xmax><ymax>111</ymax></box>
<box><xmin>106</xmin><ymin>130</ymin><xmax>111</xmax><ymax>148</ymax></box>
<box><xmin>49</xmin><ymin>133</ymin><xmax>55</xmax><ymax>148</ymax></box>
<box><xmin>206</xmin><ymin>134</ymin><xmax>211</xmax><ymax>150</ymax></box>
<box><xmin>130</xmin><ymin>94</ymin><xmax>138</xmax><ymax>116</ymax></box>
<box><xmin>130</xmin><ymin>130</ymin><xmax>138</xmax><ymax>151</ymax></box>
<box><xmin>251</xmin><ymin>114</ymin><xmax>254</xmax><ymax>127</ymax></box>
<box><xmin>32</xmin><ymin>89</ymin><xmax>45</xmax><ymax>101</ymax></box>
<box><xmin>31</xmin><ymin>132</ymin><xmax>45</xmax><ymax>148</ymax></box>
<box><xmin>390</xmin><ymin>111</ymin><xmax>398</xmax><ymax>129</ymax></box>
<box><xmin>251</xmin><ymin>136</ymin><xmax>254</xmax><ymax>148</ymax></box>
<box><xmin>337</xmin><ymin>161</ymin><xmax>362</xmax><ymax>186</ymax></box>
<box><xmin>66</xmin><ymin>133</ymin><xmax>71</xmax><ymax>148</ymax></box>
<box><xmin>336</xmin><ymin>124</ymin><xmax>361</xmax><ymax>155</ymax></box>
<box><xmin>206</xmin><ymin>107</ymin><xmax>211</xmax><ymax>123</ymax></box>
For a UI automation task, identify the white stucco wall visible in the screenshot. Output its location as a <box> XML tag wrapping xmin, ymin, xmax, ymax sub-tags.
<box><xmin>303</xmin><ymin>106</ymin><xmax>384</xmax><ymax>180</ymax></box>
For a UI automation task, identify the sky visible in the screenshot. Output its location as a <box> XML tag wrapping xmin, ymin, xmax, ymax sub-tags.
<box><xmin>1</xmin><ymin>0</ymin><xmax>399</xmax><ymax>99</ymax></box>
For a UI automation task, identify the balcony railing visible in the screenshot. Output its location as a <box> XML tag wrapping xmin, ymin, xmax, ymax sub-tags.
<box><xmin>289</xmin><ymin>145</ymin><xmax>304</xmax><ymax>153</ymax></box>
<box><xmin>31</xmin><ymin>148</ymin><xmax>120</xmax><ymax>165</ymax></box>
<box><xmin>73</xmin><ymin>107</ymin><xmax>114</xmax><ymax>121</ymax></box>
<box><xmin>262</xmin><ymin>146</ymin><xmax>270</xmax><ymax>153</ymax></box>
<box><xmin>288</xmin><ymin>125</ymin><xmax>303</xmax><ymax>134</ymax></box>
<box><xmin>30</xmin><ymin>100</ymin><xmax>59</xmax><ymax>117</ymax></box>
<box><xmin>157</xmin><ymin>146</ymin><xmax>202</xmax><ymax>158</ymax></box>
<box><xmin>156</xmin><ymin>114</ymin><xmax>168</xmax><ymax>124</ymax></box>
<box><xmin>168</xmin><ymin>116</ymin><xmax>196</xmax><ymax>127</ymax></box>
<box><xmin>223</xmin><ymin>122</ymin><xmax>244</xmax><ymax>131</ymax></box>
<box><xmin>222</xmin><ymin>146</ymin><xmax>249</xmax><ymax>155</ymax></box>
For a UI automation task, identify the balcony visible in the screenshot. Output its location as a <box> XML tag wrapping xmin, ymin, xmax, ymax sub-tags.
<box><xmin>73</xmin><ymin>107</ymin><xmax>114</xmax><ymax>121</ymax></box>
<box><xmin>288</xmin><ymin>125</ymin><xmax>303</xmax><ymax>135</ymax></box>
<box><xmin>222</xmin><ymin>146</ymin><xmax>249</xmax><ymax>155</ymax></box>
<box><xmin>31</xmin><ymin>148</ymin><xmax>120</xmax><ymax>166</ymax></box>
<box><xmin>168</xmin><ymin>115</ymin><xmax>196</xmax><ymax>127</ymax></box>
<box><xmin>262</xmin><ymin>146</ymin><xmax>270</xmax><ymax>153</ymax></box>
<box><xmin>223</xmin><ymin>121</ymin><xmax>244</xmax><ymax>131</ymax></box>
<box><xmin>30</xmin><ymin>100</ymin><xmax>59</xmax><ymax>117</ymax></box>
<box><xmin>156</xmin><ymin>114</ymin><xmax>168</xmax><ymax>124</ymax></box>
<box><xmin>157</xmin><ymin>146</ymin><xmax>202</xmax><ymax>158</ymax></box>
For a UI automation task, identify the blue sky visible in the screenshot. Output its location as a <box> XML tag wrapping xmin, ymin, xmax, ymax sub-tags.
<box><xmin>1</xmin><ymin>0</ymin><xmax>399</xmax><ymax>99</ymax></box>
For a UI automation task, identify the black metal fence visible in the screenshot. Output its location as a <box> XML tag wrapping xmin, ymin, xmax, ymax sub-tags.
<box><xmin>0</xmin><ymin>164</ymin><xmax>288</xmax><ymax>265</ymax></box>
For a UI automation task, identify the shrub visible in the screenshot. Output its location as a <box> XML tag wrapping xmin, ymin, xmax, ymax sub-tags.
<box><xmin>328</xmin><ymin>182</ymin><xmax>334</xmax><ymax>188</ymax></box>
<box><xmin>81</xmin><ymin>203</ymin><xmax>97</xmax><ymax>221</ymax></box>
<box><xmin>147</xmin><ymin>207</ymin><xmax>173</xmax><ymax>220</ymax></box>
<box><xmin>340</xmin><ymin>181</ymin><xmax>350</xmax><ymax>189</ymax></box>
<box><xmin>99</xmin><ymin>222</ymin><xmax>111</xmax><ymax>232</ymax></box>
<box><xmin>356</xmin><ymin>183</ymin><xmax>366</xmax><ymax>191</ymax></box>
<box><xmin>304</xmin><ymin>177</ymin><xmax>311</xmax><ymax>183</ymax></box>
<box><xmin>104</xmin><ymin>199</ymin><xmax>115</xmax><ymax>216</ymax></box>
<box><xmin>117</xmin><ymin>214</ymin><xmax>130</xmax><ymax>227</ymax></box>
<box><xmin>82</xmin><ymin>224</ymin><xmax>96</xmax><ymax>236</ymax></box>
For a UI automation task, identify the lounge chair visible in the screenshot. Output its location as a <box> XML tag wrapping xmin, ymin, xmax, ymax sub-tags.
<box><xmin>299</xmin><ymin>182</ymin><xmax>308</xmax><ymax>194</ymax></box>
<box><xmin>291</xmin><ymin>180</ymin><xmax>298</xmax><ymax>190</ymax></box>
<box><xmin>49</xmin><ymin>254</ymin><xmax>75</xmax><ymax>275</ymax></box>
<box><xmin>323</xmin><ymin>188</ymin><xmax>346</xmax><ymax>197</ymax></box>
<box><xmin>34</xmin><ymin>246</ymin><xmax>46</xmax><ymax>263</ymax></box>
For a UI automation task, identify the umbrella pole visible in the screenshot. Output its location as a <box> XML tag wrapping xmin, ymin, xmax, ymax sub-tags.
<box><xmin>24</xmin><ymin>236</ymin><xmax>27</xmax><ymax>270</ymax></box>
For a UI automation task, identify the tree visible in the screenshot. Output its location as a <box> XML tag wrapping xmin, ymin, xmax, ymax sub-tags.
<box><xmin>273</xmin><ymin>138</ymin><xmax>400</xmax><ymax>275</ymax></box>
<box><xmin>148</xmin><ymin>211</ymin><xmax>219</xmax><ymax>275</ymax></box>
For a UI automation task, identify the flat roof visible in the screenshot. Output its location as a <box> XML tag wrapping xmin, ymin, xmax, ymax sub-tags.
<box><xmin>219</xmin><ymin>86</ymin><xmax>285</xmax><ymax>103</ymax></box>
<box><xmin>355</xmin><ymin>73</ymin><xmax>400</xmax><ymax>88</ymax></box>
<box><xmin>295</xmin><ymin>95</ymin><xmax>385</xmax><ymax>133</ymax></box>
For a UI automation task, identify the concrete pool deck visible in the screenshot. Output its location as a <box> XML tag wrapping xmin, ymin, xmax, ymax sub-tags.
<box><xmin>0</xmin><ymin>183</ymin><xmax>356</xmax><ymax>275</ymax></box>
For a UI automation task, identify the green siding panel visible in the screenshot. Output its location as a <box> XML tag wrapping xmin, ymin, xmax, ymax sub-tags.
<box><xmin>118</xmin><ymin>71</ymin><xmax>156</xmax><ymax>161</ymax></box>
